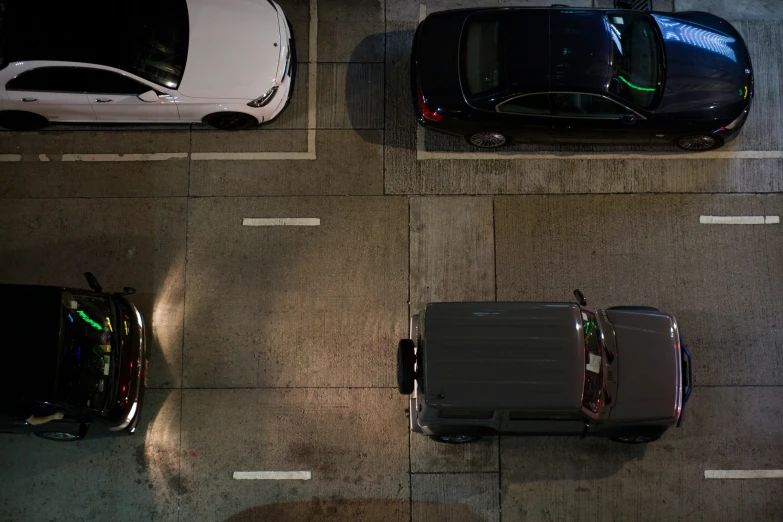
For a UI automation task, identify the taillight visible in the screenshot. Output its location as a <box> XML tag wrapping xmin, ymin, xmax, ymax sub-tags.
<box><xmin>417</xmin><ymin>89</ymin><xmax>442</xmax><ymax>122</ymax></box>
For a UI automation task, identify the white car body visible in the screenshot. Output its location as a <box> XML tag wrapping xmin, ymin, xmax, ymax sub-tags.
<box><xmin>0</xmin><ymin>0</ymin><xmax>293</xmax><ymax>126</ymax></box>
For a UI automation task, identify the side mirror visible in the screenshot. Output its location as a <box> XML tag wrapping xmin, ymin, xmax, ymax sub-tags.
<box><xmin>84</xmin><ymin>272</ymin><xmax>103</xmax><ymax>293</ymax></box>
<box><xmin>620</xmin><ymin>113</ymin><xmax>636</xmax><ymax>125</ymax></box>
<box><xmin>574</xmin><ymin>289</ymin><xmax>587</xmax><ymax>307</ymax></box>
<box><xmin>615</xmin><ymin>0</ymin><xmax>633</xmax><ymax>8</ymax></box>
<box><xmin>138</xmin><ymin>90</ymin><xmax>159</xmax><ymax>103</ymax></box>
<box><xmin>119</xmin><ymin>287</ymin><xmax>136</xmax><ymax>296</ymax></box>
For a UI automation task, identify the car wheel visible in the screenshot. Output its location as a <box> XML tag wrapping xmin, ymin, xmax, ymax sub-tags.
<box><xmin>397</xmin><ymin>339</ymin><xmax>416</xmax><ymax>395</ymax></box>
<box><xmin>430</xmin><ymin>434</ymin><xmax>482</xmax><ymax>444</ymax></box>
<box><xmin>203</xmin><ymin>112</ymin><xmax>258</xmax><ymax>131</ymax></box>
<box><xmin>0</xmin><ymin>111</ymin><xmax>49</xmax><ymax>130</ymax></box>
<box><xmin>607</xmin><ymin>306</ymin><xmax>660</xmax><ymax>311</ymax></box>
<box><xmin>34</xmin><ymin>431</ymin><xmax>82</xmax><ymax>442</ymax></box>
<box><xmin>467</xmin><ymin>131</ymin><xmax>509</xmax><ymax>148</ymax></box>
<box><xmin>610</xmin><ymin>428</ymin><xmax>665</xmax><ymax>444</ymax></box>
<box><xmin>675</xmin><ymin>134</ymin><xmax>724</xmax><ymax>151</ymax></box>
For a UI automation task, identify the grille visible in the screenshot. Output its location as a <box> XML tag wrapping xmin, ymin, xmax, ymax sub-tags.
<box><xmin>615</xmin><ymin>0</ymin><xmax>653</xmax><ymax>11</ymax></box>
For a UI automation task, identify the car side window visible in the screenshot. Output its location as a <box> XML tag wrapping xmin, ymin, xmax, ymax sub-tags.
<box><xmin>497</xmin><ymin>94</ymin><xmax>551</xmax><ymax>115</ymax></box>
<box><xmin>552</xmin><ymin>93</ymin><xmax>631</xmax><ymax>118</ymax></box>
<box><xmin>6</xmin><ymin>67</ymin><xmax>86</xmax><ymax>93</ymax></box>
<box><xmin>83</xmin><ymin>69</ymin><xmax>149</xmax><ymax>95</ymax></box>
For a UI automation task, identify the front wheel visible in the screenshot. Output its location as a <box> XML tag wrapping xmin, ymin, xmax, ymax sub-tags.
<box><xmin>467</xmin><ymin>131</ymin><xmax>509</xmax><ymax>149</ymax></box>
<box><xmin>203</xmin><ymin>112</ymin><xmax>258</xmax><ymax>131</ymax></box>
<box><xmin>430</xmin><ymin>434</ymin><xmax>482</xmax><ymax>444</ymax></box>
<box><xmin>34</xmin><ymin>431</ymin><xmax>82</xmax><ymax>442</ymax></box>
<box><xmin>675</xmin><ymin>134</ymin><xmax>724</xmax><ymax>151</ymax></box>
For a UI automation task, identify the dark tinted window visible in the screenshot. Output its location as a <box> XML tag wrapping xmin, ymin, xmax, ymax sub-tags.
<box><xmin>498</xmin><ymin>94</ymin><xmax>551</xmax><ymax>115</ymax></box>
<box><xmin>606</xmin><ymin>13</ymin><xmax>662</xmax><ymax>109</ymax></box>
<box><xmin>582</xmin><ymin>310</ymin><xmax>603</xmax><ymax>413</ymax></box>
<box><xmin>462</xmin><ymin>15</ymin><xmax>506</xmax><ymax>96</ymax></box>
<box><xmin>552</xmin><ymin>93</ymin><xmax>631</xmax><ymax>118</ymax></box>
<box><xmin>6</xmin><ymin>67</ymin><xmax>85</xmax><ymax>93</ymax></box>
<box><xmin>438</xmin><ymin>409</ymin><xmax>494</xmax><ymax>419</ymax></box>
<box><xmin>84</xmin><ymin>69</ymin><xmax>149</xmax><ymax>95</ymax></box>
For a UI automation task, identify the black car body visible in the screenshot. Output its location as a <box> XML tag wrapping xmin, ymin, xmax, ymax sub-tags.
<box><xmin>397</xmin><ymin>294</ymin><xmax>693</xmax><ymax>444</ymax></box>
<box><xmin>412</xmin><ymin>7</ymin><xmax>753</xmax><ymax>151</ymax></box>
<box><xmin>0</xmin><ymin>275</ymin><xmax>147</xmax><ymax>442</ymax></box>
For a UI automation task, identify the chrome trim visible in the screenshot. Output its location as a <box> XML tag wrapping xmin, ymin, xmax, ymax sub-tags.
<box><xmin>494</xmin><ymin>92</ymin><xmax>647</xmax><ymax>120</ymax></box>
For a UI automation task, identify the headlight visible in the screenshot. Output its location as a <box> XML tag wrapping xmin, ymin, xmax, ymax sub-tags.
<box><xmin>248</xmin><ymin>86</ymin><xmax>279</xmax><ymax>108</ymax></box>
<box><xmin>725</xmin><ymin>107</ymin><xmax>749</xmax><ymax>130</ymax></box>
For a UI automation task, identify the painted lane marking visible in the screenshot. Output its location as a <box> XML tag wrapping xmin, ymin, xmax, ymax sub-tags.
<box><xmin>62</xmin><ymin>153</ymin><xmax>189</xmax><ymax>162</ymax></box>
<box><xmin>0</xmin><ymin>154</ymin><xmax>22</xmax><ymax>162</ymax></box>
<box><xmin>700</xmin><ymin>215</ymin><xmax>779</xmax><ymax>225</ymax></box>
<box><xmin>243</xmin><ymin>218</ymin><xmax>320</xmax><ymax>226</ymax></box>
<box><xmin>705</xmin><ymin>470</ymin><xmax>783</xmax><ymax>479</ymax></box>
<box><xmin>417</xmin><ymin>150</ymin><xmax>783</xmax><ymax>161</ymax></box>
<box><xmin>233</xmin><ymin>471</ymin><xmax>311</xmax><ymax>480</ymax></box>
<box><xmin>419</xmin><ymin>3</ymin><xmax>426</xmax><ymax>22</ymax></box>
<box><xmin>307</xmin><ymin>0</ymin><xmax>318</xmax><ymax>155</ymax></box>
<box><xmin>192</xmin><ymin>151</ymin><xmax>316</xmax><ymax>161</ymax></box>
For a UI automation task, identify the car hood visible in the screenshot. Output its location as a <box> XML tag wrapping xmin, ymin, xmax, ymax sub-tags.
<box><xmin>607</xmin><ymin>310</ymin><xmax>679</xmax><ymax>423</ymax></box>
<box><xmin>178</xmin><ymin>0</ymin><xmax>282</xmax><ymax>100</ymax></box>
<box><xmin>652</xmin><ymin>14</ymin><xmax>752</xmax><ymax>119</ymax></box>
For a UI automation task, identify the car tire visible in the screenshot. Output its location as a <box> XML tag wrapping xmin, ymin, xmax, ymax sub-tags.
<box><xmin>467</xmin><ymin>131</ymin><xmax>510</xmax><ymax>148</ymax></box>
<box><xmin>34</xmin><ymin>431</ymin><xmax>82</xmax><ymax>442</ymax></box>
<box><xmin>397</xmin><ymin>339</ymin><xmax>416</xmax><ymax>395</ymax></box>
<box><xmin>607</xmin><ymin>306</ymin><xmax>660</xmax><ymax>311</ymax></box>
<box><xmin>203</xmin><ymin>112</ymin><xmax>258</xmax><ymax>131</ymax></box>
<box><xmin>430</xmin><ymin>434</ymin><xmax>482</xmax><ymax>444</ymax></box>
<box><xmin>610</xmin><ymin>428</ymin><xmax>665</xmax><ymax>444</ymax></box>
<box><xmin>675</xmin><ymin>134</ymin><xmax>724</xmax><ymax>151</ymax></box>
<box><xmin>0</xmin><ymin>111</ymin><xmax>49</xmax><ymax>131</ymax></box>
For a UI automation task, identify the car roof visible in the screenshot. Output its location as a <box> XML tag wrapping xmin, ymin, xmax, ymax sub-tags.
<box><xmin>0</xmin><ymin>0</ymin><xmax>165</xmax><ymax>68</ymax></box>
<box><xmin>421</xmin><ymin>302</ymin><xmax>584</xmax><ymax>412</ymax></box>
<box><xmin>0</xmin><ymin>284</ymin><xmax>62</xmax><ymax>401</ymax></box>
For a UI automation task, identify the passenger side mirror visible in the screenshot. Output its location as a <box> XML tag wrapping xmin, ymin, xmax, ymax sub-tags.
<box><xmin>620</xmin><ymin>114</ymin><xmax>636</xmax><ymax>125</ymax></box>
<box><xmin>615</xmin><ymin>0</ymin><xmax>633</xmax><ymax>8</ymax></box>
<box><xmin>138</xmin><ymin>90</ymin><xmax>159</xmax><ymax>103</ymax></box>
<box><xmin>118</xmin><ymin>287</ymin><xmax>136</xmax><ymax>296</ymax></box>
<box><xmin>84</xmin><ymin>272</ymin><xmax>103</xmax><ymax>293</ymax></box>
<box><xmin>573</xmin><ymin>289</ymin><xmax>588</xmax><ymax>307</ymax></box>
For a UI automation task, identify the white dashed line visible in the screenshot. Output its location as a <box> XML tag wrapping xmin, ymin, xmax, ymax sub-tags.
<box><xmin>700</xmin><ymin>215</ymin><xmax>779</xmax><ymax>225</ymax></box>
<box><xmin>0</xmin><ymin>154</ymin><xmax>22</xmax><ymax>162</ymax></box>
<box><xmin>62</xmin><ymin>153</ymin><xmax>189</xmax><ymax>162</ymax></box>
<box><xmin>242</xmin><ymin>218</ymin><xmax>320</xmax><ymax>226</ymax></box>
<box><xmin>233</xmin><ymin>471</ymin><xmax>312</xmax><ymax>480</ymax></box>
<box><xmin>705</xmin><ymin>470</ymin><xmax>783</xmax><ymax>479</ymax></box>
<box><xmin>191</xmin><ymin>151</ymin><xmax>316</xmax><ymax>161</ymax></box>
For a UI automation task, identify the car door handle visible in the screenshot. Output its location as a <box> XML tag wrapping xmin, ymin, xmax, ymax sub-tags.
<box><xmin>21</xmin><ymin>98</ymin><xmax>37</xmax><ymax>102</ymax></box>
<box><xmin>94</xmin><ymin>98</ymin><xmax>113</xmax><ymax>103</ymax></box>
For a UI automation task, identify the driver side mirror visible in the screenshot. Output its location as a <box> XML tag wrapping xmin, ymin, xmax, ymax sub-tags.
<box><xmin>138</xmin><ymin>90</ymin><xmax>160</xmax><ymax>103</ymax></box>
<box><xmin>615</xmin><ymin>0</ymin><xmax>633</xmax><ymax>8</ymax></box>
<box><xmin>574</xmin><ymin>289</ymin><xmax>588</xmax><ymax>307</ymax></box>
<box><xmin>84</xmin><ymin>272</ymin><xmax>103</xmax><ymax>293</ymax></box>
<box><xmin>118</xmin><ymin>287</ymin><xmax>136</xmax><ymax>296</ymax></box>
<box><xmin>620</xmin><ymin>113</ymin><xmax>636</xmax><ymax>125</ymax></box>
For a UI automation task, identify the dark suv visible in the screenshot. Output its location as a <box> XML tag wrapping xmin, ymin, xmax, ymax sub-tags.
<box><xmin>398</xmin><ymin>291</ymin><xmax>693</xmax><ymax>444</ymax></box>
<box><xmin>0</xmin><ymin>273</ymin><xmax>147</xmax><ymax>442</ymax></box>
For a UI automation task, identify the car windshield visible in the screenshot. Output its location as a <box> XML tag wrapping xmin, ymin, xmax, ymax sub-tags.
<box><xmin>605</xmin><ymin>13</ymin><xmax>662</xmax><ymax>109</ymax></box>
<box><xmin>462</xmin><ymin>15</ymin><xmax>506</xmax><ymax>97</ymax></box>
<box><xmin>57</xmin><ymin>291</ymin><xmax>118</xmax><ymax>411</ymax></box>
<box><xmin>582</xmin><ymin>310</ymin><xmax>603</xmax><ymax>413</ymax></box>
<box><xmin>116</xmin><ymin>0</ymin><xmax>189</xmax><ymax>88</ymax></box>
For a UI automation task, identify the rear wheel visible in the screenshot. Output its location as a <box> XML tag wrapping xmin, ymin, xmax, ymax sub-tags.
<box><xmin>675</xmin><ymin>134</ymin><xmax>724</xmax><ymax>151</ymax></box>
<box><xmin>203</xmin><ymin>112</ymin><xmax>258</xmax><ymax>130</ymax></box>
<box><xmin>467</xmin><ymin>131</ymin><xmax>509</xmax><ymax>148</ymax></box>
<box><xmin>430</xmin><ymin>434</ymin><xmax>482</xmax><ymax>444</ymax></box>
<box><xmin>34</xmin><ymin>431</ymin><xmax>81</xmax><ymax>442</ymax></box>
<box><xmin>397</xmin><ymin>339</ymin><xmax>416</xmax><ymax>394</ymax></box>
<box><xmin>0</xmin><ymin>111</ymin><xmax>49</xmax><ymax>130</ymax></box>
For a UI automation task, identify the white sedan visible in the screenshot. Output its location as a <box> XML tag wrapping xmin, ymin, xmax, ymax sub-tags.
<box><xmin>0</xmin><ymin>0</ymin><xmax>294</xmax><ymax>130</ymax></box>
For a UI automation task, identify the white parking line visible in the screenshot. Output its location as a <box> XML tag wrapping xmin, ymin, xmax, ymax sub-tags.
<box><xmin>243</xmin><ymin>218</ymin><xmax>320</xmax><ymax>226</ymax></box>
<box><xmin>705</xmin><ymin>470</ymin><xmax>783</xmax><ymax>479</ymax></box>
<box><xmin>233</xmin><ymin>471</ymin><xmax>312</xmax><ymax>480</ymax></box>
<box><xmin>416</xmin><ymin>150</ymin><xmax>783</xmax><ymax>161</ymax></box>
<box><xmin>62</xmin><ymin>153</ymin><xmax>190</xmax><ymax>162</ymax></box>
<box><xmin>700</xmin><ymin>215</ymin><xmax>779</xmax><ymax>225</ymax></box>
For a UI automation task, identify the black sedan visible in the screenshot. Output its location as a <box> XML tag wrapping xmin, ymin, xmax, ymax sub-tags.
<box><xmin>411</xmin><ymin>7</ymin><xmax>753</xmax><ymax>151</ymax></box>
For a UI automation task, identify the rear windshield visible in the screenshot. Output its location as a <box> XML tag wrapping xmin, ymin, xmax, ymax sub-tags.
<box><xmin>605</xmin><ymin>13</ymin><xmax>662</xmax><ymax>109</ymax></box>
<box><xmin>57</xmin><ymin>292</ymin><xmax>118</xmax><ymax>411</ymax></box>
<box><xmin>462</xmin><ymin>15</ymin><xmax>506</xmax><ymax>96</ymax></box>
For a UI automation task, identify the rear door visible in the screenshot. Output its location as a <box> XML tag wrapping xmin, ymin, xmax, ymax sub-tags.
<box><xmin>493</xmin><ymin>93</ymin><xmax>558</xmax><ymax>143</ymax></box>
<box><xmin>83</xmin><ymin>68</ymin><xmax>180</xmax><ymax>122</ymax></box>
<box><xmin>3</xmin><ymin>66</ymin><xmax>95</xmax><ymax>122</ymax></box>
